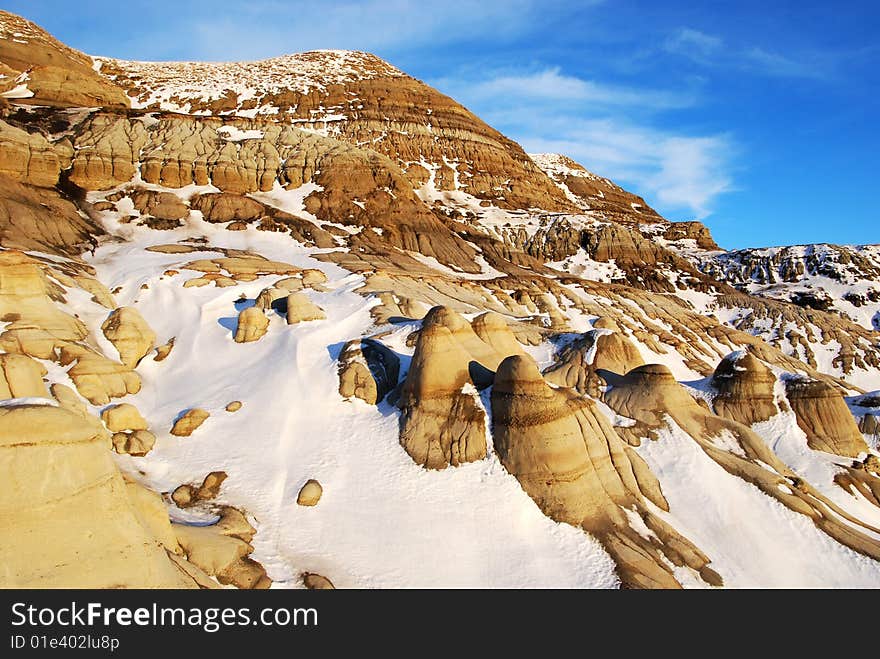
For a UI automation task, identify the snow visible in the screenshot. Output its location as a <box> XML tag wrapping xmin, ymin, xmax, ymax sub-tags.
<box><xmin>53</xmin><ymin>207</ymin><xmax>620</xmax><ymax>589</ymax></box>
<box><xmin>637</xmin><ymin>420</ymin><xmax>880</xmax><ymax>587</ymax></box>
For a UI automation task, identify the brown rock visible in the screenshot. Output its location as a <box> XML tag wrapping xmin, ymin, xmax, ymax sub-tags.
<box><xmin>303</xmin><ymin>573</ymin><xmax>335</xmax><ymax>589</ymax></box>
<box><xmin>784</xmin><ymin>377</ymin><xmax>868</xmax><ymax>457</ymax></box>
<box><xmin>225</xmin><ymin>401</ymin><xmax>242</xmax><ymax>412</ymax></box>
<box><xmin>286</xmin><ymin>292</ymin><xmax>325</xmax><ymax>323</ymax></box>
<box><xmin>337</xmin><ymin>338</ymin><xmax>400</xmax><ymax>404</ymax></box>
<box><xmin>100</xmin><ymin>307</ymin><xmax>156</xmax><ymax>368</ymax></box>
<box><xmin>712</xmin><ymin>351</ymin><xmax>778</xmax><ymax>425</ymax></box>
<box><xmin>234</xmin><ymin>306</ymin><xmax>269</xmax><ymax>343</ymax></box>
<box><xmin>171</xmin><ymin>408</ymin><xmax>210</xmax><ymax>437</ymax></box>
<box><xmin>297</xmin><ymin>479</ymin><xmax>323</xmax><ymax>506</ymax></box>
<box><xmin>101</xmin><ymin>402</ymin><xmax>148</xmax><ymax>432</ymax></box>
<box><xmin>111</xmin><ymin>429</ymin><xmax>155</xmax><ymax>457</ymax></box>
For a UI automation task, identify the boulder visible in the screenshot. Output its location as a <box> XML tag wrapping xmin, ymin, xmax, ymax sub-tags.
<box><xmin>337</xmin><ymin>338</ymin><xmax>400</xmax><ymax>404</ymax></box>
<box><xmin>303</xmin><ymin>573</ymin><xmax>335</xmax><ymax>589</ymax></box>
<box><xmin>297</xmin><ymin>479</ymin><xmax>323</xmax><ymax>506</ymax></box>
<box><xmin>712</xmin><ymin>351</ymin><xmax>778</xmax><ymax>426</ymax></box>
<box><xmin>396</xmin><ymin>322</ymin><xmax>487</xmax><ymax>469</ymax></box>
<box><xmin>111</xmin><ymin>430</ymin><xmax>156</xmax><ymax>457</ymax></box>
<box><xmin>170</xmin><ymin>408</ymin><xmax>210</xmax><ymax>437</ymax></box>
<box><xmin>100</xmin><ymin>307</ymin><xmax>156</xmax><ymax>368</ymax></box>
<box><xmin>784</xmin><ymin>377</ymin><xmax>868</xmax><ymax>457</ymax></box>
<box><xmin>234</xmin><ymin>306</ymin><xmax>269</xmax><ymax>343</ymax></box>
<box><xmin>101</xmin><ymin>402</ymin><xmax>148</xmax><ymax>432</ymax></box>
<box><xmin>286</xmin><ymin>292</ymin><xmax>325</xmax><ymax>323</ymax></box>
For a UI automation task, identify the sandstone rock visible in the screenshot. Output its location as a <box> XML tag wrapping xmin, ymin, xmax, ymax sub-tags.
<box><xmin>492</xmin><ymin>355</ymin><xmax>718</xmax><ymax>589</ymax></box>
<box><xmin>303</xmin><ymin>573</ymin><xmax>335</xmax><ymax>589</ymax></box>
<box><xmin>286</xmin><ymin>292</ymin><xmax>325</xmax><ymax>323</ymax></box>
<box><xmin>337</xmin><ymin>338</ymin><xmax>400</xmax><ymax>404</ymax></box>
<box><xmin>470</xmin><ymin>312</ymin><xmax>525</xmax><ymax>358</ymax></box>
<box><xmin>170</xmin><ymin>408</ymin><xmax>210</xmax><ymax>437</ymax></box>
<box><xmin>297</xmin><ymin>479</ymin><xmax>323</xmax><ymax>506</ymax></box>
<box><xmin>544</xmin><ymin>328</ymin><xmax>644</xmax><ymax>395</ymax></box>
<box><xmin>255</xmin><ymin>285</ymin><xmax>288</xmax><ymax>311</ymax></box>
<box><xmin>190</xmin><ymin>192</ymin><xmax>265</xmax><ymax>223</ymax></box>
<box><xmin>0</xmin><ymin>352</ymin><xmax>47</xmax><ymax>398</ymax></box>
<box><xmin>396</xmin><ymin>322</ymin><xmax>487</xmax><ymax>469</ymax></box>
<box><xmin>711</xmin><ymin>351</ymin><xmax>778</xmax><ymax>426</ymax></box>
<box><xmin>58</xmin><ymin>344</ymin><xmax>141</xmax><ymax>405</ymax></box>
<box><xmin>49</xmin><ymin>383</ymin><xmax>87</xmax><ymax>416</ymax></box>
<box><xmin>0</xmin><ymin>120</ymin><xmax>62</xmax><ymax>187</ymax></box>
<box><xmin>101</xmin><ymin>402</ymin><xmax>148</xmax><ymax>432</ymax></box>
<box><xmin>154</xmin><ymin>337</ymin><xmax>174</xmax><ymax>361</ymax></box>
<box><xmin>174</xmin><ymin>522</ymin><xmax>269</xmax><ymax>589</ymax></box>
<box><xmin>100</xmin><ymin>307</ymin><xmax>156</xmax><ymax>368</ymax></box>
<box><xmin>130</xmin><ymin>189</ymin><xmax>189</xmax><ymax>221</ymax></box>
<box><xmin>421</xmin><ymin>305</ymin><xmax>504</xmax><ymax>378</ymax></box>
<box><xmin>234</xmin><ymin>306</ymin><xmax>269</xmax><ymax>342</ymax></box>
<box><xmin>226</xmin><ymin>400</ymin><xmax>242</xmax><ymax>412</ymax></box>
<box><xmin>274</xmin><ymin>276</ymin><xmax>304</xmax><ymax>293</ymax></box>
<box><xmin>0</xmin><ymin>404</ymin><xmax>196</xmax><ymax>587</ymax></box>
<box><xmin>784</xmin><ymin>377</ymin><xmax>868</xmax><ymax>457</ymax></box>
<box><xmin>111</xmin><ymin>429</ymin><xmax>155</xmax><ymax>457</ymax></box>
<box><xmin>171</xmin><ymin>472</ymin><xmax>227</xmax><ymax>508</ymax></box>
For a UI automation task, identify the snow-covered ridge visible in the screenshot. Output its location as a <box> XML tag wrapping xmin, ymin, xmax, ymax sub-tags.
<box><xmin>529</xmin><ymin>152</ymin><xmax>620</xmax><ymax>187</ymax></box>
<box><xmin>94</xmin><ymin>50</ymin><xmax>406</xmax><ymax>113</ymax></box>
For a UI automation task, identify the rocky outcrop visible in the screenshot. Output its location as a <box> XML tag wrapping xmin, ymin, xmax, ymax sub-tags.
<box><xmin>100</xmin><ymin>402</ymin><xmax>148</xmax><ymax>432</ymax></box>
<box><xmin>0</xmin><ymin>11</ymin><xmax>129</xmax><ymax>109</ymax></box>
<box><xmin>492</xmin><ymin>355</ymin><xmax>720</xmax><ymax>589</ymax></box>
<box><xmin>711</xmin><ymin>351</ymin><xmax>779</xmax><ymax>426</ymax></box>
<box><xmin>172</xmin><ymin>471</ymin><xmax>227</xmax><ymax>508</ymax></box>
<box><xmin>0</xmin><ymin>404</ymin><xmax>201</xmax><ymax>587</ymax></box>
<box><xmin>234</xmin><ymin>306</ymin><xmax>269</xmax><ymax>343</ymax></box>
<box><xmin>396</xmin><ymin>321</ymin><xmax>487</xmax><ymax>469</ymax></box>
<box><xmin>544</xmin><ymin>325</ymin><xmax>644</xmax><ymax>395</ymax></box>
<box><xmin>784</xmin><ymin>377</ymin><xmax>868</xmax><ymax>457</ymax></box>
<box><xmin>59</xmin><ymin>344</ymin><xmax>141</xmax><ymax>405</ymax></box>
<box><xmin>101</xmin><ymin>307</ymin><xmax>156</xmax><ymax>368</ymax></box>
<box><xmin>170</xmin><ymin>408</ymin><xmax>210</xmax><ymax>437</ymax></box>
<box><xmin>0</xmin><ymin>351</ymin><xmax>46</xmax><ymax>398</ymax></box>
<box><xmin>285</xmin><ymin>292</ymin><xmax>325</xmax><ymax>323</ymax></box>
<box><xmin>303</xmin><ymin>573</ymin><xmax>335</xmax><ymax>589</ymax></box>
<box><xmin>337</xmin><ymin>338</ymin><xmax>400</xmax><ymax>404</ymax></box>
<box><xmin>297</xmin><ymin>479</ymin><xmax>323</xmax><ymax>506</ymax></box>
<box><xmin>111</xmin><ymin>430</ymin><xmax>156</xmax><ymax>457</ymax></box>
<box><xmin>0</xmin><ymin>120</ymin><xmax>67</xmax><ymax>187</ymax></box>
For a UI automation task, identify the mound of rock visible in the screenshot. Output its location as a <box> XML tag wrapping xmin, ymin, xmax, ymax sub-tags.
<box><xmin>100</xmin><ymin>402</ymin><xmax>148</xmax><ymax>432</ymax></box>
<box><xmin>711</xmin><ymin>351</ymin><xmax>779</xmax><ymax>426</ymax></box>
<box><xmin>286</xmin><ymin>292</ymin><xmax>325</xmax><ymax>323</ymax></box>
<box><xmin>0</xmin><ymin>404</ymin><xmax>199</xmax><ymax>587</ymax></box>
<box><xmin>111</xmin><ymin>429</ymin><xmax>156</xmax><ymax>457</ymax></box>
<box><xmin>234</xmin><ymin>306</ymin><xmax>269</xmax><ymax>343</ymax></box>
<box><xmin>784</xmin><ymin>377</ymin><xmax>868</xmax><ymax>457</ymax></box>
<box><xmin>170</xmin><ymin>408</ymin><xmax>210</xmax><ymax>437</ymax></box>
<box><xmin>337</xmin><ymin>338</ymin><xmax>400</xmax><ymax>404</ymax></box>
<box><xmin>544</xmin><ymin>326</ymin><xmax>643</xmax><ymax>395</ymax></box>
<box><xmin>0</xmin><ymin>352</ymin><xmax>47</xmax><ymax>398</ymax></box>
<box><xmin>396</xmin><ymin>322</ymin><xmax>487</xmax><ymax>469</ymax></box>
<box><xmin>492</xmin><ymin>355</ymin><xmax>720</xmax><ymax>589</ymax></box>
<box><xmin>101</xmin><ymin>307</ymin><xmax>156</xmax><ymax>368</ymax></box>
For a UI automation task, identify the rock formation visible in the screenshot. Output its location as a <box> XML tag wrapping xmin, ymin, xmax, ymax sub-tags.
<box><xmin>337</xmin><ymin>337</ymin><xmax>400</xmax><ymax>404</ymax></box>
<box><xmin>784</xmin><ymin>377</ymin><xmax>868</xmax><ymax>457</ymax></box>
<box><xmin>492</xmin><ymin>355</ymin><xmax>721</xmax><ymax>589</ymax></box>
<box><xmin>711</xmin><ymin>350</ymin><xmax>779</xmax><ymax>426</ymax></box>
<box><xmin>544</xmin><ymin>325</ymin><xmax>644</xmax><ymax>395</ymax></box>
<box><xmin>297</xmin><ymin>479</ymin><xmax>323</xmax><ymax>506</ymax></box>
<box><xmin>170</xmin><ymin>408</ymin><xmax>210</xmax><ymax>437</ymax></box>
<box><xmin>234</xmin><ymin>306</ymin><xmax>269</xmax><ymax>343</ymax></box>
<box><xmin>286</xmin><ymin>292</ymin><xmax>326</xmax><ymax>323</ymax></box>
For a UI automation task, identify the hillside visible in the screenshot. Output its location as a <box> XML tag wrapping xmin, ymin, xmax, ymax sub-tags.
<box><xmin>0</xmin><ymin>9</ymin><xmax>878</xmax><ymax>589</ymax></box>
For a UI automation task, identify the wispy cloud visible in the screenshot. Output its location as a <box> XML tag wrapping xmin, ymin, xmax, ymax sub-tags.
<box><xmin>439</xmin><ymin>67</ymin><xmax>696</xmax><ymax>109</ymax></box>
<box><xmin>434</xmin><ymin>68</ymin><xmax>735</xmax><ymax>219</ymax></box>
<box><xmin>664</xmin><ymin>27</ymin><xmax>723</xmax><ymax>63</ymax></box>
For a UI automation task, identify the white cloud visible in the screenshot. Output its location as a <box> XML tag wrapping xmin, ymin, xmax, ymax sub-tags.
<box><xmin>439</xmin><ymin>68</ymin><xmax>696</xmax><ymax>109</ymax></box>
<box><xmin>664</xmin><ymin>28</ymin><xmax>724</xmax><ymax>61</ymax></box>
<box><xmin>434</xmin><ymin>69</ymin><xmax>734</xmax><ymax>220</ymax></box>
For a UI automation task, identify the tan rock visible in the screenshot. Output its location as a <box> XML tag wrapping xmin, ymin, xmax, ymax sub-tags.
<box><xmin>784</xmin><ymin>377</ymin><xmax>868</xmax><ymax>457</ymax></box>
<box><xmin>297</xmin><ymin>479</ymin><xmax>323</xmax><ymax>506</ymax></box>
<box><xmin>101</xmin><ymin>402</ymin><xmax>148</xmax><ymax>432</ymax></box>
<box><xmin>303</xmin><ymin>573</ymin><xmax>335</xmax><ymax>589</ymax></box>
<box><xmin>59</xmin><ymin>344</ymin><xmax>141</xmax><ymax>406</ymax></box>
<box><xmin>154</xmin><ymin>337</ymin><xmax>175</xmax><ymax>361</ymax></box>
<box><xmin>234</xmin><ymin>306</ymin><xmax>269</xmax><ymax>342</ymax></box>
<box><xmin>174</xmin><ymin>522</ymin><xmax>269</xmax><ymax>589</ymax></box>
<box><xmin>225</xmin><ymin>400</ymin><xmax>242</xmax><ymax>412</ymax></box>
<box><xmin>492</xmin><ymin>355</ymin><xmax>718</xmax><ymax>589</ymax></box>
<box><xmin>286</xmin><ymin>292</ymin><xmax>325</xmax><ymax>323</ymax></box>
<box><xmin>712</xmin><ymin>351</ymin><xmax>778</xmax><ymax>426</ymax></box>
<box><xmin>544</xmin><ymin>328</ymin><xmax>644</xmax><ymax>395</ymax></box>
<box><xmin>190</xmin><ymin>193</ymin><xmax>266</xmax><ymax>223</ymax></box>
<box><xmin>337</xmin><ymin>338</ymin><xmax>400</xmax><ymax>404</ymax></box>
<box><xmin>49</xmin><ymin>383</ymin><xmax>87</xmax><ymax>416</ymax></box>
<box><xmin>111</xmin><ymin>429</ymin><xmax>155</xmax><ymax>457</ymax></box>
<box><xmin>397</xmin><ymin>322</ymin><xmax>487</xmax><ymax>469</ymax></box>
<box><xmin>170</xmin><ymin>408</ymin><xmax>210</xmax><ymax>436</ymax></box>
<box><xmin>101</xmin><ymin>307</ymin><xmax>156</xmax><ymax>368</ymax></box>
<box><xmin>470</xmin><ymin>312</ymin><xmax>526</xmax><ymax>358</ymax></box>
<box><xmin>0</xmin><ymin>352</ymin><xmax>47</xmax><ymax>398</ymax></box>
<box><xmin>301</xmin><ymin>269</ymin><xmax>327</xmax><ymax>287</ymax></box>
<box><xmin>0</xmin><ymin>404</ymin><xmax>196</xmax><ymax>587</ymax></box>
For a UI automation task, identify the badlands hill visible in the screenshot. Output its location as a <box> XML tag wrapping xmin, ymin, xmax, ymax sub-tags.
<box><xmin>0</xmin><ymin>9</ymin><xmax>878</xmax><ymax>589</ymax></box>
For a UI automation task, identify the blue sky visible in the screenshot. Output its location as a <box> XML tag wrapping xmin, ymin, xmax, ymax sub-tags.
<box><xmin>7</xmin><ymin>1</ymin><xmax>878</xmax><ymax>249</ymax></box>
